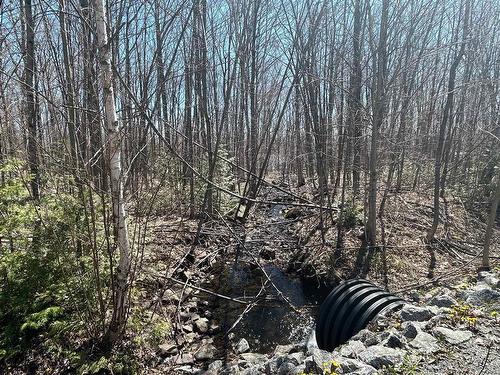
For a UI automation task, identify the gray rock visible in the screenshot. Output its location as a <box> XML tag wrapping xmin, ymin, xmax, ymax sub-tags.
<box><xmin>358</xmin><ymin>346</ymin><xmax>404</xmax><ymax>369</ymax></box>
<box><xmin>277</xmin><ymin>362</ymin><xmax>296</xmax><ymax>375</ymax></box>
<box><xmin>465</xmin><ymin>284</ymin><xmax>500</xmax><ymax>307</ymax></box>
<box><xmin>381</xmin><ymin>332</ymin><xmax>406</xmax><ymax>349</ymax></box>
<box><xmin>401</xmin><ymin>321</ymin><xmax>421</xmax><ymax>339</ymax></box>
<box><xmin>241</xmin><ymin>367</ymin><xmax>264</xmax><ymax>375</ymax></box>
<box><xmin>285</xmin><ymin>352</ymin><xmax>304</xmax><ymax>366</ymax></box>
<box><xmin>175</xmin><ymin>365</ymin><xmax>201</xmax><ymax>374</ymax></box>
<box><xmin>399</xmin><ymin>304</ymin><xmax>434</xmax><ymax>322</ymax></box>
<box><xmin>172</xmin><ymin>354</ymin><xmax>195</xmax><ymax>365</ymax></box>
<box><xmin>409</xmin><ymin>332</ymin><xmax>440</xmax><ymax>354</ymax></box>
<box><xmin>351</xmin><ymin>329</ymin><xmax>376</xmax><ymax>345</ymax></box>
<box><xmin>345</xmin><ymin>367</ymin><xmax>378</xmax><ymax>375</ymax></box>
<box><xmin>208</xmin><ymin>360</ymin><xmax>223</xmax><ymax>371</ymax></box>
<box><xmin>184</xmin><ymin>332</ymin><xmax>199</xmax><ymax>344</ymax></box>
<box><xmin>339</xmin><ymin>340</ymin><xmax>366</xmax><ymax>358</ymax></box>
<box><xmin>409</xmin><ymin>291</ymin><xmax>420</xmax><ymax>302</ymax></box>
<box><xmin>365</xmin><ymin>331</ymin><xmax>388</xmax><ymax>347</ymax></box>
<box><xmin>183</xmin><ymin>324</ymin><xmax>194</xmax><ymax>332</ymax></box>
<box><xmin>195</xmin><ymin>318</ymin><xmax>210</xmax><ymax>333</ymax></box>
<box><xmin>236</xmin><ymin>338</ymin><xmax>250</xmax><ymax>354</ymax></box>
<box><xmin>240</xmin><ymin>353</ymin><xmax>267</xmax><ymax>365</ymax></box>
<box><xmin>340</xmin><ymin>358</ymin><xmax>377</xmax><ymax>374</ymax></box>
<box><xmin>195</xmin><ymin>343</ymin><xmax>216</xmax><ymax>360</ymax></box>
<box><xmin>429</xmin><ymin>294</ymin><xmax>457</xmax><ymax>308</ymax></box>
<box><xmin>304</xmin><ymin>349</ymin><xmax>340</xmax><ymax>374</ymax></box>
<box><xmin>222</xmin><ymin>364</ymin><xmax>241</xmax><ymax>375</ymax></box>
<box><xmin>158</xmin><ymin>342</ymin><xmax>178</xmax><ymax>356</ymax></box>
<box><xmin>306</xmin><ymin>331</ymin><xmax>319</xmax><ymax>354</ymax></box>
<box><xmin>433</xmin><ymin>327</ymin><xmax>473</xmax><ymax>344</ymax></box>
<box><xmin>293</xmin><ymin>365</ymin><xmax>306</xmax><ymax>375</ymax></box>
<box><xmin>273</xmin><ymin>344</ymin><xmax>295</xmax><ymax>357</ymax></box>
<box><xmin>479</xmin><ymin>271</ymin><xmax>500</xmax><ymax>288</ymax></box>
<box><xmin>423</xmin><ymin>314</ymin><xmax>447</xmax><ymax>330</ymax></box>
<box><xmin>265</xmin><ymin>358</ymin><xmax>279</xmax><ymax>374</ymax></box>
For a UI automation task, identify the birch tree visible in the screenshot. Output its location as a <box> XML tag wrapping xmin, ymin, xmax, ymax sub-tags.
<box><xmin>92</xmin><ymin>0</ymin><xmax>131</xmax><ymax>344</ymax></box>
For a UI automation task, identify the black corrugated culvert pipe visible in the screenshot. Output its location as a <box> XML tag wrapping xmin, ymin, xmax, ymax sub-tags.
<box><xmin>316</xmin><ymin>279</ymin><xmax>405</xmax><ymax>351</ymax></box>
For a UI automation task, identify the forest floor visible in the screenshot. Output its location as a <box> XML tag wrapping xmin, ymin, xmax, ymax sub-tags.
<box><xmin>134</xmin><ymin>181</ymin><xmax>499</xmax><ymax>374</ymax></box>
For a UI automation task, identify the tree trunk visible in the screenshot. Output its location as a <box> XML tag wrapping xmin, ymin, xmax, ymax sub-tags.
<box><xmin>427</xmin><ymin>0</ymin><xmax>470</xmax><ymax>242</ymax></box>
<box><xmin>93</xmin><ymin>0</ymin><xmax>131</xmax><ymax>344</ymax></box>
<box><xmin>366</xmin><ymin>0</ymin><xmax>389</xmax><ymax>247</ymax></box>
<box><xmin>23</xmin><ymin>0</ymin><xmax>40</xmax><ymax>201</ymax></box>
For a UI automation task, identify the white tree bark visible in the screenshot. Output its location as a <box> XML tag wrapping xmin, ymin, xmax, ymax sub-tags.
<box><xmin>93</xmin><ymin>0</ymin><xmax>130</xmax><ymax>342</ymax></box>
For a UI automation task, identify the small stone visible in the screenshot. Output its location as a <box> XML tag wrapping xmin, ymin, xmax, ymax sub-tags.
<box><xmin>399</xmin><ymin>304</ymin><xmax>434</xmax><ymax>321</ymax></box>
<box><xmin>236</xmin><ymin>338</ymin><xmax>250</xmax><ymax>353</ymax></box>
<box><xmin>304</xmin><ymin>348</ymin><xmax>340</xmax><ymax>374</ymax></box>
<box><xmin>339</xmin><ymin>358</ymin><xmax>377</xmax><ymax>374</ymax></box>
<box><xmin>172</xmin><ymin>354</ymin><xmax>195</xmax><ymax>365</ymax></box>
<box><xmin>208</xmin><ymin>360</ymin><xmax>223</xmax><ymax>371</ymax></box>
<box><xmin>182</xmin><ymin>324</ymin><xmax>194</xmax><ymax>333</ymax></box>
<box><xmin>195</xmin><ymin>342</ymin><xmax>216</xmax><ymax>360</ymax></box>
<box><xmin>184</xmin><ymin>332</ymin><xmax>198</xmax><ymax>344</ymax></box>
<box><xmin>265</xmin><ymin>358</ymin><xmax>279</xmax><ymax>374</ymax></box>
<box><xmin>409</xmin><ymin>332</ymin><xmax>440</xmax><ymax>354</ymax></box>
<box><xmin>274</xmin><ymin>344</ymin><xmax>295</xmax><ymax>357</ymax></box>
<box><xmin>285</xmin><ymin>352</ymin><xmax>305</xmax><ymax>366</ymax></box>
<box><xmin>479</xmin><ymin>271</ymin><xmax>500</xmax><ymax>288</ymax></box>
<box><xmin>433</xmin><ymin>327</ymin><xmax>473</xmax><ymax>345</ymax></box>
<box><xmin>306</xmin><ymin>331</ymin><xmax>319</xmax><ymax>354</ymax></box>
<box><xmin>401</xmin><ymin>321</ymin><xmax>421</xmax><ymax>339</ymax></box>
<box><xmin>358</xmin><ymin>346</ymin><xmax>404</xmax><ymax>369</ymax></box>
<box><xmin>175</xmin><ymin>365</ymin><xmax>201</xmax><ymax>374</ymax></box>
<box><xmin>240</xmin><ymin>352</ymin><xmax>267</xmax><ymax>365</ymax></box>
<box><xmin>429</xmin><ymin>294</ymin><xmax>457</xmax><ymax>308</ymax></box>
<box><xmin>223</xmin><ymin>364</ymin><xmax>241</xmax><ymax>375</ymax></box>
<box><xmin>382</xmin><ymin>332</ymin><xmax>406</xmax><ymax>349</ymax></box>
<box><xmin>351</xmin><ymin>329</ymin><xmax>376</xmax><ymax>345</ymax></box>
<box><xmin>277</xmin><ymin>362</ymin><xmax>296</xmax><ymax>375</ymax></box>
<box><xmin>242</xmin><ymin>366</ymin><xmax>264</xmax><ymax>375</ymax></box>
<box><xmin>339</xmin><ymin>340</ymin><xmax>366</xmax><ymax>358</ymax></box>
<box><xmin>284</xmin><ymin>207</ymin><xmax>302</xmax><ymax>219</ymax></box>
<box><xmin>260</xmin><ymin>248</ymin><xmax>276</xmax><ymax>260</ymax></box>
<box><xmin>409</xmin><ymin>291</ymin><xmax>420</xmax><ymax>302</ymax></box>
<box><xmin>195</xmin><ymin>318</ymin><xmax>210</xmax><ymax>333</ymax></box>
<box><xmin>158</xmin><ymin>343</ymin><xmax>178</xmax><ymax>356</ymax></box>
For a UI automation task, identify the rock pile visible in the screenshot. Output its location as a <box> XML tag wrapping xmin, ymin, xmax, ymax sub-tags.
<box><xmin>166</xmin><ymin>270</ymin><xmax>499</xmax><ymax>374</ymax></box>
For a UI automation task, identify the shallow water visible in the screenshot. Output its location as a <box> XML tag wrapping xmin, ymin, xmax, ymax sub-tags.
<box><xmin>215</xmin><ymin>261</ymin><xmax>330</xmax><ymax>353</ymax></box>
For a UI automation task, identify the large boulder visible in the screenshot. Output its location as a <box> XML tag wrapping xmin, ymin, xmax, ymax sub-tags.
<box><xmin>409</xmin><ymin>332</ymin><xmax>440</xmax><ymax>354</ymax></box>
<box><xmin>399</xmin><ymin>304</ymin><xmax>434</xmax><ymax>322</ymax></box>
<box><xmin>465</xmin><ymin>284</ymin><xmax>500</xmax><ymax>308</ymax></box>
<box><xmin>358</xmin><ymin>346</ymin><xmax>405</xmax><ymax>369</ymax></box>
<box><xmin>428</xmin><ymin>294</ymin><xmax>457</xmax><ymax>308</ymax></box>
<box><xmin>433</xmin><ymin>327</ymin><xmax>473</xmax><ymax>345</ymax></box>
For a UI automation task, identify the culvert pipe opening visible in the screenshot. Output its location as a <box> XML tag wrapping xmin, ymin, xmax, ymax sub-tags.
<box><xmin>315</xmin><ymin>279</ymin><xmax>405</xmax><ymax>351</ymax></box>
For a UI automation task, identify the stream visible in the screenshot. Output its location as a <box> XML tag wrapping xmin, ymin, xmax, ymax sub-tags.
<box><xmin>211</xmin><ymin>198</ymin><xmax>331</xmax><ymax>353</ymax></box>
